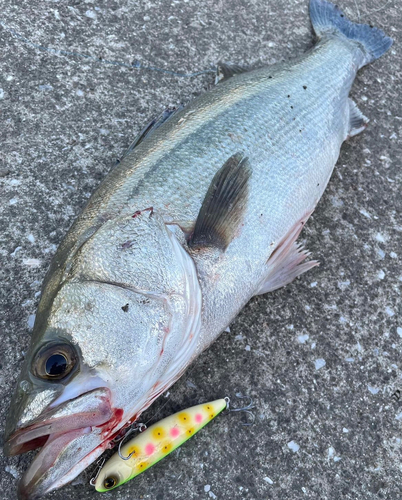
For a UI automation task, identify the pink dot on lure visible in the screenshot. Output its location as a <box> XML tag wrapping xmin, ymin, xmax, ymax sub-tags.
<box><xmin>195</xmin><ymin>413</ymin><xmax>203</xmax><ymax>423</ymax></box>
<box><xmin>145</xmin><ymin>443</ymin><xmax>155</xmax><ymax>455</ymax></box>
<box><xmin>170</xmin><ymin>427</ymin><xmax>180</xmax><ymax>438</ymax></box>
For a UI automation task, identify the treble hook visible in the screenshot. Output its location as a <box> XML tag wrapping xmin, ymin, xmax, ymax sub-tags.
<box><xmin>224</xmin><ymin>394</ymin><xmax>256</xmax><ymax>426</ymax></box>
<box><xmin>118</xmin><ymin>422</ymin><xmax>147</xmax><ymax>460</ymax></box>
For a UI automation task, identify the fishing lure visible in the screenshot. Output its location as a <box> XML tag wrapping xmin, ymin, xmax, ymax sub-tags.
<box><xmin>93</xmin><ymin>397</ymin><xmax>253</xmax><ymax>492</ymax></box>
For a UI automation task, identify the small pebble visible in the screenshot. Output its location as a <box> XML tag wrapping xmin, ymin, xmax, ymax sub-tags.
<box><xmin>297</xmin><ymin>334</ymin><xmax>309</xmax><ymax>343</ymax></box>
<box><xmin>315</xmin><ymin>358</ymin><xmax>326</xmax><ymax>370</ymax></box>
<box><xmin>27</xmin><ymin>314</ymin><xmax>36</xmax><ymax>330</ymax></box>
<box><xmin>385</xmin><ymin>307</ymin><xmax>395</xmax><ymax>317</ymax></box>
<box><xmin>85</xmin><ymin>10</ymin><xmax>97</xmax><ymax>19</ymax></box>
<box><xmin>287</xmin><ymin>441</ymin><xmax>300</xmax><ymax>452</ymax></box>
<box><xmin>23</xmin><ymin>258</ymin><xmax>41</xmax><ymax>268</ymax></box>
<box><xmin>5</xmin><ymin>465</ymin><xmax>19</xmax><ymax>479</ymax></box>
<box><xmin>38</xmin><ymin>84</ymin><xmax>53</xmax><ymax>91</ymax></box>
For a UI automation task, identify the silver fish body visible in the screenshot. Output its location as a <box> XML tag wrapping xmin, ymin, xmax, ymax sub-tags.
<box><xmin>4</xmin><ymin>1</ymin><xmax>392</xmax><ymax>498</ymax></box>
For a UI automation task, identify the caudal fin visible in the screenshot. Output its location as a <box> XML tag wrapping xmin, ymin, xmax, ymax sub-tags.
<box><xmin>310</xmin><ymin>0</ymin><xmax>393</xmax><ymax>67</ymax></box>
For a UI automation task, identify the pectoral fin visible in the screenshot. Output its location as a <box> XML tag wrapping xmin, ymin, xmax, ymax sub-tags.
<box><xmin>188</xmin><ymin>153</ymin><xmax>251</xmax><ymax>250</ymax></box>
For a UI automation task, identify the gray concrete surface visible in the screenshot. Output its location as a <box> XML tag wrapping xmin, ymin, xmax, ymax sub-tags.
<box><xmin>0</xmin><ymin>0</ymin><xmax>401</xmax><ymax>499</ymax></box>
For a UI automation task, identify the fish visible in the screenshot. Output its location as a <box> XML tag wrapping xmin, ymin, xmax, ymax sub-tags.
<box><xmin>94</xmin><ymin>398</ymin><xmax>228</xmax><ymax>492</ymax></box>
<box><xmin>4</xmin><ymin>1</ymin><xmax>392</xmax><ymax>498</ymax></box>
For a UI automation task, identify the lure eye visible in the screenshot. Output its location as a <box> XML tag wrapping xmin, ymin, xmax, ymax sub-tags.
<box><xmin>32</xmin><ymin>342</ymin><xmax>77</xmax><ymax>381</ymax></box>
<box><xmin>104</xmin><ymin>476</ymin><xmax>117</xmax><ymax>489</ymax></box>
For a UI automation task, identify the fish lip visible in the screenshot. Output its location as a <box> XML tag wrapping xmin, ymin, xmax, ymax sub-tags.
<box><xmin>16</xmin><ymin>427</ymin><xmax>93</xmax><ymax>500</ymax></box>
<box><xmin>15</xmin><ymin>407</ymin><xmax>129</xmax><ymax>500</ymax></box>
<box><xmin>4</xmin><ymin>387</ymin><xmax>113</xmax><ymax>457</ymax></box>
<box><xmin>5</xmin><ymin>386</ymin><xmax>124</xmax><ymax>500</ymax></box>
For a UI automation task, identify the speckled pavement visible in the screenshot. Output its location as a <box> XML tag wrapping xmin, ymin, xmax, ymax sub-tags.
<box><xmin>0</xmin><ymin>1</ymin><xmax>401</xmax><ymax>499</ymax></box>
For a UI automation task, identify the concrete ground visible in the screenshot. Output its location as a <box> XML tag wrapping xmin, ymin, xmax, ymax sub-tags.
<box><xmin>0</xmin><ymin>0</ymin><xmax>401</xmax><ymax>499</ymax></box>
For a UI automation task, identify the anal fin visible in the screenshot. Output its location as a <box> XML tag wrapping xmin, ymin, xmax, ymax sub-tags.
<box><xmin>256</xmin><ymin>214</ymin><xmax>319</xmax><ymax>295</ymax></box>
<box><xmin>347</xmin><ymin>98</ymin><xmax>369</xmax><ymax>138</ymax></box>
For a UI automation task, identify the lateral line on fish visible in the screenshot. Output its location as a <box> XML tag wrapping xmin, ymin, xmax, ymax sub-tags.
<box><xmin>101</xmin><ymin>74</ymin><xmax>279</xmax><ymax>200</ymax></box>
<box><xmin>76</xmin><ymin>278</ymin><xmax>166</xmax><ymax>301</ymax></box>
<box><xmin>0</xmin><ymin>20</ymin><xmax>216</xmax><ymax>78</ymax></box>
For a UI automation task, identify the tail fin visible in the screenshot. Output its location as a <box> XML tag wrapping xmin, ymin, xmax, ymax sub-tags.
<box><xmin>310</xmin><ymin>0</ymin><xmax>393</xmax><ymax>67</ymax></box>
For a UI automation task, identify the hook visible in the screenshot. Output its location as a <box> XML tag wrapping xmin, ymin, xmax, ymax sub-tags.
<box><xmin>224</xmin><ymin>394</ymin><xmax>256</xmax><ymax>426</ymax></box>
<box><xmin>118</xmin><ymin>422</ymin><xmax>147</xmax><ymax>460</ymax></box>
<box><xmin>89</xmin><ymin>458</ymin><xmax>105</xmax><ymax>486</ymax></box>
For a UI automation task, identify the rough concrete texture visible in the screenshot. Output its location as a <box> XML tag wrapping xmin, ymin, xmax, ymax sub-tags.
<box><xmin>0</xmin><ymin>0</ymin><xmax>401</xmax><ymax>499</ymax></box>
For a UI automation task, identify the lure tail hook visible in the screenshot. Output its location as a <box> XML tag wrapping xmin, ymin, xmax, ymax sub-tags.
<box><xmin>224</xmin><ymin>394</ymin><xmax>256</xmax><ymax>426</ymax></box>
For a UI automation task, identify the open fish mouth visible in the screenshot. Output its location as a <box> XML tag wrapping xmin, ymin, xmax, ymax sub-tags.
<box><xmin>17</xmin><ymin>427</ymin><xmax>95</xmax><ymax>500</ymax></box>
<box><xmin>4</xmin><ymin>388</ymin><xmax>120</xmax><ymax>500</ymax></box>
<box><xmin>5</xmin><ymin>388</ymin><xmax>113</xmax><ymax>456</ymax></box>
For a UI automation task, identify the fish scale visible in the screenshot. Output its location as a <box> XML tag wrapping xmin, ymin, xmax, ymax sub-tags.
<box><xmin>38</xmin><ymin>39</ymin><xmax>352</xmax><ymax>324</ymax></box>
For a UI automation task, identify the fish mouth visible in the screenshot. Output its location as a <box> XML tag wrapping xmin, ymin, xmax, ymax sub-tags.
<box><xmin>4</xmin><ymin>387</ymin><xmax>113</xmax><ymax>456</ymax></box>
<box><xmin>17</xmin><ymin>427</ymin><xmax>93</xmax><ymax>500</ymax></box>
<box><xmin>4</xmin><ymin>387</ymin><xmax>120</xmax><ymax>500</ymax></box>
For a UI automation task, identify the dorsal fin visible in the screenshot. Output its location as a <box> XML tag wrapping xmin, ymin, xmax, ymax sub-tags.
<box><xmin>215</xmin><ymin>62</ymin><xmax>248</xmax><ymax>84</ymax></box>
<box><xmin>188</xmin><ymin>153</ymin><xmax>251</xmax><ymax>250</ymax></box>
<box><xmin>117</xmin><ymin>105</ymin><xmax>184</xmax><ymax>163</ymax></box>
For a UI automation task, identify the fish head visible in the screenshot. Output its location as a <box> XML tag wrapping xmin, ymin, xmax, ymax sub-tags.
<box><xmin>4</xmin><ymin>209</ymin><xmax>202</xmax><ymax>499</ymax></box>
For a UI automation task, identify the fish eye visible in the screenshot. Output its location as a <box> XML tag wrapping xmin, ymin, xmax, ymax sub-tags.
<box><xmin>104</xmin><ymin>476</ymin><xmax>117</xmax><ymax>489</ymax></box>
<box><xmin>46</xmin><ymin>353</ymin><xmax>68</xmax><ymax>376</ymax></box>
<box><xmin>32</xmin><ymin>342</ymin><xmax>77</xmax><ymax>381</ymax></box>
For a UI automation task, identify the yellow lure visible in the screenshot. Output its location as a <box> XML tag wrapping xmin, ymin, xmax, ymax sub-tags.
<box><xmin>95</xmin><ymin>398</ymin><xmax>227</xmax><ymax>492</ymax></box>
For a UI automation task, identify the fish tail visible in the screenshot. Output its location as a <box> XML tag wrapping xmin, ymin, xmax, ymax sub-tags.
<box><xmin>309</xmin><ymin>0</ymin><xmax>393</xmax><ymax>67</ymax></box>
